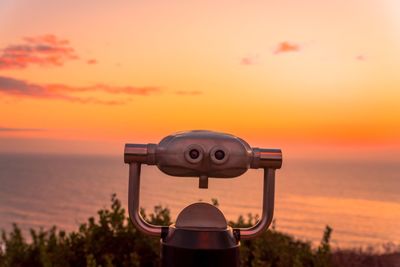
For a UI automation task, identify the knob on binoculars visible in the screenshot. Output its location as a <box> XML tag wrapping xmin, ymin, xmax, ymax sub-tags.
<box><xmin>124</xmin><ymin>130</ymin><xmax>282</xmax><ymax>267</ymax></box>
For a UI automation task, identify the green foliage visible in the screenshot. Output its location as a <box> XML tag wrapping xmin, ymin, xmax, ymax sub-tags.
<box><xmin>0</xmin><ymin>194</ymin><xmax>166</xmax><ymax>267</ymax></box>
<box><xmin>230</xmin><ymin>215</ymin><xmax>332</xmax><ymax>267</ymax></box>
<box><xmin>0</xmin><ymin>194</ymin><xmax>334</xmax><ymax>267</ymax></box>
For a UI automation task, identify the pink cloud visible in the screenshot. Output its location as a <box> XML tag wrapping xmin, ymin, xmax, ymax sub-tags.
<box><xmin>274</xmin><ymin>41</ymin><xmax>300</xmax><ymax>54</ymax></box>
<box><xmin>0</xmin><ymin>35</ymin><xmax>99</xmax><ymax>70</ymax></box>
<box><xmin>0</xmin><ymin>76</ymin><xmax>201</xmax><ymax>104</ymax></box>
<box><xmin>240</xmin><ymin>56</ymin><xmax>257</xmax><ymax>66</ymax></box>
<box><xmin>23</xmin><ymin>35</ymin><xmax>70</xmax><ymax>46</ymax></box>
<box><xmin>47</xmin><ymin>83</ymin><xmax>160</xmax><ymax>95</ymax></box>
<box><xmin>0</xmin><ymin>35</ymin><xmax>79</xmax><ymax>70</ymax></box>
<box><xmin>87</xmin><ymin>59</ymin><xmax>97</xmax><ymax>65</ymax></box>
<box><xmin>356</xmin><ymin>55</ymin><xmax>366</xmax><ymax>61</ymax></box>
<box><xmin>0</xmin><ymin>76</ymin><xmax>160</xmax><ymax>105</ymax></box>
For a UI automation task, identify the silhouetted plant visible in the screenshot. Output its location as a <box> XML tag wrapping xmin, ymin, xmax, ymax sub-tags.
<box><xmin>1</xmin><ymin>195</ymin><xmax>398</xmax><ymax>267</ymax></box>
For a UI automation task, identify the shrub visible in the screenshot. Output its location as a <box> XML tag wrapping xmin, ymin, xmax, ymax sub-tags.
<box><xmin>1</xmin><ymin>194</ymin><xmax>334</xmax><ymax>267</ymax></box>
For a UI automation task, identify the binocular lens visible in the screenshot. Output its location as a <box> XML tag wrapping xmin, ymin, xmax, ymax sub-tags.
<box><xmin>189</xmin><ymin>149</ymin><xmax>200</xmax><ymax>159</ymax></box>
<box><xmin>214</xmin><ymin>150</ymin><xmax>225</xmax><ymax>160</ymax></box>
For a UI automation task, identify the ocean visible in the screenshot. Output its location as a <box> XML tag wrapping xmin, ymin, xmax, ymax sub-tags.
<box><xmin>0</xmin><ymin>153</ymin><xmax>399</xmax><ymax>249</ymax></box>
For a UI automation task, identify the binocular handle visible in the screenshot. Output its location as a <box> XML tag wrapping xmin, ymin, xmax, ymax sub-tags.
<box><xmin>238</xmin><ymin>168</ymin><xmax>275</xmax><ymax>239</ymax></box>
<box><xmin>127</xmin><ymin>162</ymin><xmax>277</xmax><ymax>239</ymax></box>
<box><xmin>128</xmin><ymin>163</ymin><xmax>165</xmax><ymax>236</ymax></box>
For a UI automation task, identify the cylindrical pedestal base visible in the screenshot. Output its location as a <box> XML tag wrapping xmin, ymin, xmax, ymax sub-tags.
<box><xmin>161</xmin><ymin>243</ymin><xmax>240</xmax><ymax>267</ymax></box>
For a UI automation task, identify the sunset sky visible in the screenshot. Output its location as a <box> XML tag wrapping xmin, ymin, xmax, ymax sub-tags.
<box><xmin>0</xmin><ymin>0</ymin><xmax>399</xmax><ymax>156</ymax></box>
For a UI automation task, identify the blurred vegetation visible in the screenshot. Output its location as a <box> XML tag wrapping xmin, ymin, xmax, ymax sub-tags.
<box><xmin>0</xmin><ymin>194</ymin><xmax>398</xmax><ymax>267</ymax></box>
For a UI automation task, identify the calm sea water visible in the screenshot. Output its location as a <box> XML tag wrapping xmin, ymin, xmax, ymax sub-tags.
<box><xmin>0</xmin><ymin>153</ymin><xmax>399</xmax><ymax>248</ymax></box>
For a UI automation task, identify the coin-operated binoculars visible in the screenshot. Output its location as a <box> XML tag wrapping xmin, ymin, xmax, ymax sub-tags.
<box><xmin>124</xmin><ymin>130</ymin><xmax>282</xmax><ymax>267</ymax></box>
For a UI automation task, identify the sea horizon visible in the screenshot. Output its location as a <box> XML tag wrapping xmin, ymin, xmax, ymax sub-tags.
<box><xmin>0</xmin><ymin>152</ymin><xmax>399</xmax><ymax>250</ymax></box>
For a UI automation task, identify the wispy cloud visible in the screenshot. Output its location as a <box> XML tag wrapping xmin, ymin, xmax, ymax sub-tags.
<box><xmin>87</xmin><ymin>59</ymin><xmax>97</xmax><ymax>65</ymax></box>
<box><xmin>0</xmin><ymin>35</ymin><xmax>79</xmax><ymax>70</ymax></box>
<box><xmin>0</xmin><ymin>35</ymin><xmax>100</xmax><ymax>70</ymax></box>
<box><xmin>174</xmin><ymin>90</ymin><xmax>202</xmax><ymax>96</ymax></box>
<box><xmin>0</xmin><ymin>127</ymin><xmax>45</xmax><ymax>132</ymax></box>
<box><xmin>240</xmin><ymin>56</ymin><xmax>259</xmax><ymax>66</ymax></box>
<box><xmin>356</xmin><ymin>54</ymin><xmax>366</xmax><ymax>61</ymax></box>
<box><xmin>43</xmin><ymin>83</ymin><xmax>160</xmax><ymax>95</ymax></box>
<box><xmin>0</xmin><ymin>76</ymin><xmax>160</xmax><ymax>105</ymax></box>
<box><xmin>274</xmin><ymin>41</ymin><xmax>300</xmax><ymax>54</ymax></box>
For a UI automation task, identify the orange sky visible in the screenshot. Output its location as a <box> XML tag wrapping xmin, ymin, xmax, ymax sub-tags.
<box><xmin>0</xmin><ymin>0</ymin><xmax>399</xmax><ymax>155</ymax></box>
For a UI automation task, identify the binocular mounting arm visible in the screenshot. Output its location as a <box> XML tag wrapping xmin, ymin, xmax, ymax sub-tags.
<box><xmin>128</xmin><ymin>162</ymin><xmax>163</xmax><ymax>236</ymax></box>
<box><xmin>127</xmin><ymin>163</ymin><xmax>276</xmax><ymax>239</ymax></box>
<box><xmin>238</xmin><ymin>168</ymin><xmax>275</xmax><ymax>239</ymax></box>
<box><xmin>128</xmin><ymin>165</ymin><xmax>275</xmax><ymax>240</ymax></box>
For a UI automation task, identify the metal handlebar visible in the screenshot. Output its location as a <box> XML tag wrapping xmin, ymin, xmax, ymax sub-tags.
<box><xmin>128</xmin><ymin>162</ymin><xmax>163</xmax><ymax>236</ymax></box>
<box><xmin>238</xmin><ymin>168</ymin><xmax>275</xmax><ymax>239</ymax></box>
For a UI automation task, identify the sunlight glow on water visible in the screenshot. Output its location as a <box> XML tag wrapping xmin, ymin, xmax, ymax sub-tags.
<box><xmin>0</xmin><ymin>153</ymin><xmax>399</xmax><ymax>249</ymax></box>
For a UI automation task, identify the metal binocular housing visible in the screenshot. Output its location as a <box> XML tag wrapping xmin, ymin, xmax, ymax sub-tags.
<box><xmin>124</xmin><ymin>130</ymin><xmax>282</xmax><ymax>267</ymax></box>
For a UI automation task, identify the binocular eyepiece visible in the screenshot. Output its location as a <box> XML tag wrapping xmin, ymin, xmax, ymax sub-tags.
<box><xmin>125</xmin><ymin>130</ymin><xmax>282</xmax><ymax>188</ymax></box>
